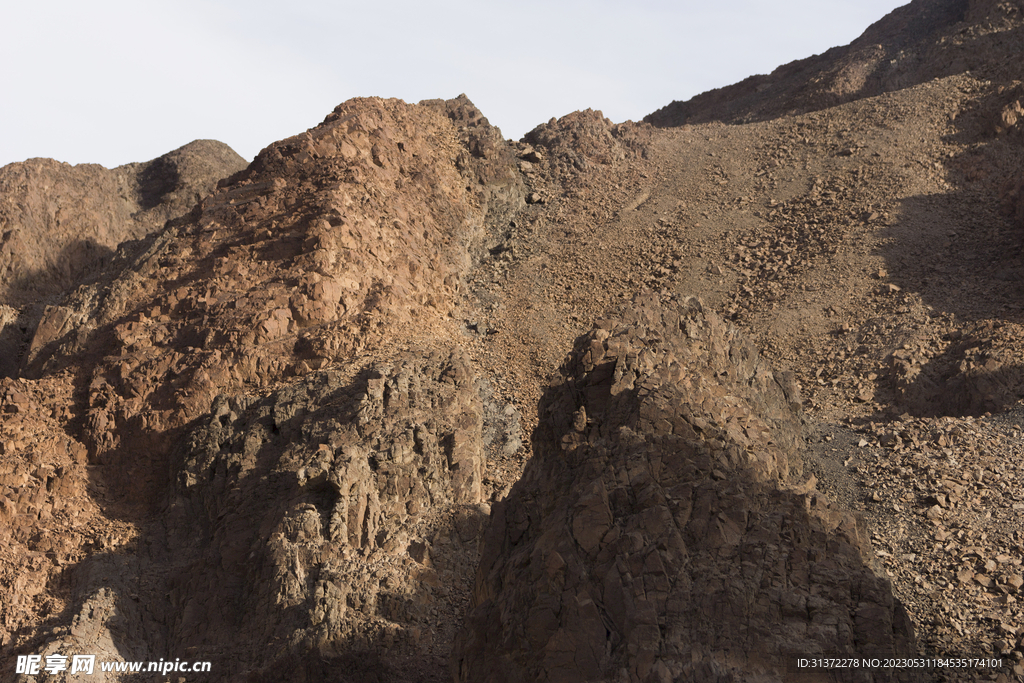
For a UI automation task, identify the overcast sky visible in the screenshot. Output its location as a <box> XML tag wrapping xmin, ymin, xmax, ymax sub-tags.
<box><xmin>1</xmin><ymin>1</ymin><xmax>909</xmax><ymax>169</ymax></box>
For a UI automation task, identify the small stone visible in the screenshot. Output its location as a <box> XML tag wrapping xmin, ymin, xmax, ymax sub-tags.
<box><xmin>521</xmin><ymin>147</ymin><xmax>544</xmax><ymax>163</ymax></box>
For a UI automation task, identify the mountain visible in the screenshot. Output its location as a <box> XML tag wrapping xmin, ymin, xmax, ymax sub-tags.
<box><xmin>645</xmin><ymin>0</ymin><xmax>1023</xmax><ymax>127</ymax></box>
<box><xmin>3</xmin><ymin>1</ymin><xmax>1024</xmax><ymax>681</ymax></box>
<box><xmin>0</xmin><ymin>140</ymin><xmax>246</xmax><ymax>377</ymax></box>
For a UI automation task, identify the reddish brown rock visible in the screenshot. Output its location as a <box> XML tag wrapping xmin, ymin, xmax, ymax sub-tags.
<box><xmin>524</xmin><ymin>110</ymin><xmax>650</xmax><ymax>179</ymax></box>
<box><xmin>22</xmin><ymin>349</ymin><xmax>519</xmax><ymax>681</ymax></box>
<box><xmin>0</xmin><ymin>376</ymin><xmax>120</xmax><ymax>657</ymax></box>
<box><xmin>20</xmin><ymin>96</ymin><xmax>523</xmax><ymax>512</ymax></box>
<box><xmin>0</xmin><ymin>140</ymin><xmax>246</xmax><ymax>306</ymax></box>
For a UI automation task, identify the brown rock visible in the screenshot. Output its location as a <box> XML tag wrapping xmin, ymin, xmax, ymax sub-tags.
<box><xmin>19</xmin><ymin>96</ymin><xmax>524</xmax><ymax>509</ymax></box>
<box><xmin>0</xmin><ymin>140</ymin><xmax>246</xmax><ymax>306</ymax></box>
<box><xmin>453</xmin><ymin>294</ymin><xmax>918</xmax><ymax>682</ymax></box>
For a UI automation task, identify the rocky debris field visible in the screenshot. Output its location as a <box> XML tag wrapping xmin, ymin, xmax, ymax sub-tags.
<box><xmin>3</xmin><ymin>0</ymin><xmax>1024</xmax><ymax>681</ymax></box>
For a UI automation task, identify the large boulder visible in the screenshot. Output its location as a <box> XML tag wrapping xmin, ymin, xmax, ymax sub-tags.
<box><xmin>453</xmin><ymin>294</ymin><xmax>919</xmax><ymax>683</ymax></box>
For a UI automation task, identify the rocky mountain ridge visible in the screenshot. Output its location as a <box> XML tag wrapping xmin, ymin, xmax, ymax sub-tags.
<box><xmin>3</xmin><ymin>0</ymin><xmax>1024</xmax><ymax>681</ymax></box>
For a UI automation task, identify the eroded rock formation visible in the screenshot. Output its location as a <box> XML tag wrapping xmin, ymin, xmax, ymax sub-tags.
<box><xmin>147</xmin><ymin>349</ymin><xmax>520</xmax><ymax>680</ymax></box>
<box><xmin>0</xmin><ymin>140</ymin><xmax>246</xmax><ymax>306</ymax></box>
<box><xmin>454</xmin><ymin>294</ymin><xmax>918</xmax><ymax>683</ymax></box>
<box><xmin>20</xmin><ymin>96</ymin><xmax>524</xmax><ymax>512</ymax></box>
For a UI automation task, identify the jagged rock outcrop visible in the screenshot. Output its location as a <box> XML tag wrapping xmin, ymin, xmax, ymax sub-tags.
<box><xmin>421</xmin><ymin>95</ymin><xmax>527</xmax><ymax>263</ymax></box>
<box><xmin>645</xmin><ymin>0</ymin><xmax>1024</xmax><ymax>128</ymax></box>
<box><xmin>0</xmin><ymin>140</ymin><xmax>246</xmax><ymax>379</ymax></box>
<box><xmin>2</xmin><ymin>95</ymin><xmax>526</xmax><ymax>681</ymax></box>
<box><xmin>19</xmin><ymin>96</ymin><xmax>524</xmax><ymax>508</ymax></box>
<box><xmin>524</xmin><ymin>110</ymin><xmax>650</xmax><ymax>180</ymax></box>
<box><xmin>41</xmin><ymin>348</ymin><xmax>517</xmax><ymax>681</ymax></box>
<box><xmin>0</xmin><ymin>140</ymin><xmax>246</xmax><ymax>306</ymax></box>
<box><xmin>8</xmin><ymin>349</ymin><xmax>521</xmax><ymax>682</ymax></box>
<box><xmin>453</xmin><ymin>294</ymin><xmax>918</xmax><ymax>683</ymax></box>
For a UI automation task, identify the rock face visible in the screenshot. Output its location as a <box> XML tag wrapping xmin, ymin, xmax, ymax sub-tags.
<box><xmin>19</xmin><ymin>96</ymin><xmax>524</xmax><ymax>509</ymax></box>
<box><xmin>0</xmin><ymin>140</ymin><xmax>246</xmax><ymax>306</ymax></box>
<box><xmin>0</xmin><ymin>140</ymin><xmax>246</xmax><ymax>379</ymax></box>
<box><xmin>1</xmin><ymin>95</ymin><xmax>527</xmax><ymax>681</ymax></box>
<box><xmin>453</xmin><ymin>294</ymin><xmax>918</xmax><ymax>683</ymax></box>
<box><xmin>149</xmin><ymin>349</ymin><xmax>520</xmax><ymax>680</ymax></box>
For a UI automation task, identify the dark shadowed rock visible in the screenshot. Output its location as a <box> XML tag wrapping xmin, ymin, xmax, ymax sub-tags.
<box><xmin>453</xmin><ymin>294</ymin><xmax>919</xmax><ymax>683</ymax></box>
<box><xmin>17</xmin><ymin>349</ymin><xmax>522</xmax><ymax>682</ymax></box>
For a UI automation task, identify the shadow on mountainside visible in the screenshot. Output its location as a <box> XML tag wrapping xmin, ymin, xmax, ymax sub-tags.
<box><xmin>6</xmin><ymin>365</ymin><xmax>459</xmax><ymax>682</ymax></box>
<box><xmin>877</xmin><ymin>130</ymin><xmax>1024</xmax><ymax>416</ymax></box>
<box><xmin>0</xmin><ymin>237</ymin><xmax>117</xmax><ymax>381</ymax></box>
<box><xmin>454</xmin><ymin>296</ymin><xmax>922</xmax><ymax>682</ymax></box>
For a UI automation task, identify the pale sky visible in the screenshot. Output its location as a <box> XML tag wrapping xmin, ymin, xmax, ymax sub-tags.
<box><xmin>1</xmin><ymin>1</ymin><xmax>909</xmax><ymax>169</ymax></box>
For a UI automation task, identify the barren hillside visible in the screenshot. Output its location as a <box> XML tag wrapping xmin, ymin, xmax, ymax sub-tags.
<box><xmin>2</xmin><ymin>0</ymin><xmax>1024</xmax><ymax>681</ymax></box>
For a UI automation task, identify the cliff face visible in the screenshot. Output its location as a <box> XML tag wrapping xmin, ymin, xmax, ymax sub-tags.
<box><xmin>4</xmin><ymin>1</ymin><xmax>1024</xmax><ymax>681</ymax></box>
<box><xmin>0</xmin><ymin>140</ymin><xmax>246</xmax><ymax>378</ymax></box>
<box><xmin>2</xmin><ymin>95</ymin><xmax>528</xmax><ymax>682</ymax></box>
